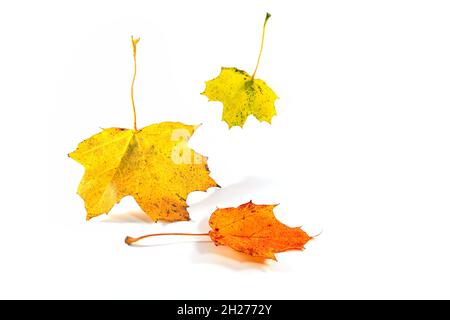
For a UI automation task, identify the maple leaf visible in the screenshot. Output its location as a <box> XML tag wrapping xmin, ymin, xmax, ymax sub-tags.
<box><xmin>208</xmin><ymin>201</ymin><xmax>311</xmax><ymax>260</ymax></box>
<box><xmin>202</xmin><ymin>13</ymin><xmax>278</xmax><ymax>128</ymax></box>
<box><xmin>125</xmin><ymin>201</ymin><xmax>312</xmax><ymax>261</ymax></box>
<box><xmin>69</xmin><ymin>37</ymin><xmax>218</xmax><ymax>221</ymax></box>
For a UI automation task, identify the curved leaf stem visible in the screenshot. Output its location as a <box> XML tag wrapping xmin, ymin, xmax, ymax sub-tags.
<box><xmin>251</xmin><ymin>13</ymin><xmax>271</xmax><ymax>80</ymax></box>
<box><xmin>131</xmin><ymin>36</ymin><xmax>140</xmax><ymax>131</ymax></box>
<box><xmin>125</xmin><ymin>232</ymin><xmax>210</xmax><ymax>245</ymax></box>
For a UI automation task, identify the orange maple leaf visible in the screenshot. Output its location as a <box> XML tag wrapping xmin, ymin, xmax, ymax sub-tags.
<box><xmin>208</xmin><ymin>201</ymin><xmax>311</xmax><ymax>260</ymax></box>
<box><xmin>126</xmin><ymin>201</ymin><xmax>312</xmax><ymax>261</ymax></box>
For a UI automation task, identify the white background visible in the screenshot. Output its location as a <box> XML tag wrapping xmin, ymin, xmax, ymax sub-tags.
<box><xmin>0</xmin><ymin>0</ymin><xmax>449</xmax><ymax>299</ymax></box>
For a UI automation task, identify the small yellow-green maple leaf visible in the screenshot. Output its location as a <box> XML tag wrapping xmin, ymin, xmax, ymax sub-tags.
<box><xmin>202</xmin><ymin>13</ymin><xmax>278</xmax><ymax>128</ymax></box>
<box><xmin>202</xmin><ymin>67</ymin><xmax>278</xmax><ymax>128</ymax></box>
<box><xmin>70</xmin><ymin>123</ymin><xmax>217</xmax><ymax>221</ymax></box>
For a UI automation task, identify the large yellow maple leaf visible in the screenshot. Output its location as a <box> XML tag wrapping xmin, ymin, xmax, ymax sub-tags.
<box><xmin>69</xmin><ymin>37</ymin><xmax>218</xmax><ymax>221</ymax></box>
<box><xmin>70</xmin><ymin>123</ymin><xmax>217</xmax><ymax>221</ymax></box>
<box><xmin>202</xmin><ymin>13</ymin><xmax>278</xmax><ymax>128</ymax></box>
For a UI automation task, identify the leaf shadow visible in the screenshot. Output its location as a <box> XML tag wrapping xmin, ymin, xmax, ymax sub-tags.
<box><xmin>188</xmin><ymin>176</ymin><xmax>273</xmax><ymax>212</ymax></box>
<box><xmin>127</xmin><ymin>235</ymin><xmax>270</xmax><ymax>270</ymax></box>
<box><xmin>191</xmin><ymin>241</ymin><xmax>271</xmax><ymax>270</ymax></box>
<box><xmin>99</xmin><ymin>210</ymin><xmax>154</xmax><ymax>224</ymax></box>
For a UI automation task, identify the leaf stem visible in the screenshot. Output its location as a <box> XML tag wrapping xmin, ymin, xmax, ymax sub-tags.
<box><xmin>251</xmin><ymin>12</ymin><xmax>271</xmax><ymax>80</ymax></box>
<box><xmin>131</xmin><ymin>36</ymin><xmax>140</xmax><ymax>131</ymax></box>
<box><xmin>125</xmin><ymin>232</ymin><xmax>210</xmax><ymax>245</ymax></box>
